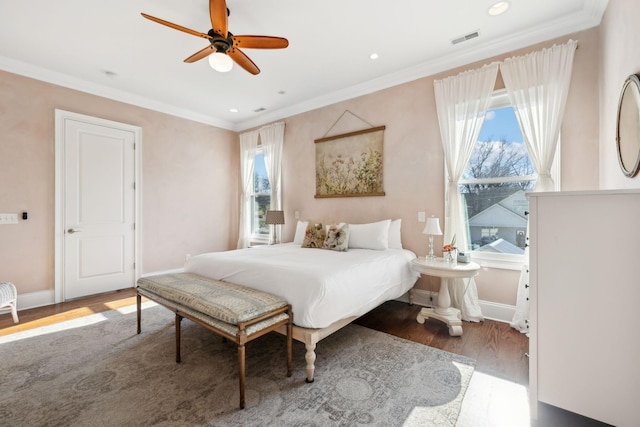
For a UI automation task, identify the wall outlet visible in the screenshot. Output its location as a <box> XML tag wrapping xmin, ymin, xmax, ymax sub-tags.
<box><xmin>418</xmin><ymin>211</ymin><xmax>426</xmax><ymax>222</ymax></box>
<box><xmin>185</xmin><ymin>254</ymin><xmax>191</xmax><ymax>261</ymax></box>
<box><xmin>294</xmin><ymin>211</ymin><xmax>300</xmax><ymax>220</ymax></box>
<box><xmin>0</xmin><ymin>213</ymin><xmax>18</xmax><ymax>224</ymax></box>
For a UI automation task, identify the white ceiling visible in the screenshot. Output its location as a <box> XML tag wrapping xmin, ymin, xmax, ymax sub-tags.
<box><xmin>0</xmin><ymin>0</ymin><xmax>607</xmax><ymax>131</ymax></box>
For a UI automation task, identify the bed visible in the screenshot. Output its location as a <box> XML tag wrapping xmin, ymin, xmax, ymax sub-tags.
<box><xmin>183</xmin><ymin>220</ymin><xmax>419</xmax><ymax>381</ymax></box>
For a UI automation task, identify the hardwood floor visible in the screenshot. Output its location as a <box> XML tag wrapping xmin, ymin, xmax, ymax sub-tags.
<box><xmin>0</xmin><ymin>289</ymin><xmax>611</xmax><ymax>426</ymax></box>
<box><xmin>354</xmin><ymin>300</ymin><xmax>529</xmax><ymax>386</ymax></box>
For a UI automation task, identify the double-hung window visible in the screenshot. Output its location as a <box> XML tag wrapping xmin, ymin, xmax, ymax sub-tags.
<box><xmin>250</xmin><ymin>149</ymin><xmax>271</xmax><ymax>244</ymax></box>
<box><xmin>458</xmin><ymin>90</ymin><xmax>559</xmax><ymax>269</ymax></box>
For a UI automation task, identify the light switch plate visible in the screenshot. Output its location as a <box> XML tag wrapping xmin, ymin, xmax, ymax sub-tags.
<box><xmin>0</xmin><ymin>213</ymin><xmax>18</xmax><ymax>224</ymax></box>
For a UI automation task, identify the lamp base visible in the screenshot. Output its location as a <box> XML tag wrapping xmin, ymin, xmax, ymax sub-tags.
<box><xmin>269</xmin><ymin>225</ymin><xmax>280</xmax><ymax>245</ymax></box>
<box><xmin>427</xmin><ymin>235</ymin><xmax>436</xmax><ymax>260</ymax></box>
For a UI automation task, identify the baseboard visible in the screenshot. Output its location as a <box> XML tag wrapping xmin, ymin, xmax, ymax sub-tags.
<box><xmin>396</xmin><ymin>289</ymin><xmax>515</xmax><ymax>324</ymax></box>
<box><xmin>15</xmin><ymin>289</ymin><xmax>56</xmax><ymax>311</ymax></box>
<box><xmin>16</xmin><ymin>272</ymin><xmax>516</xmax><ymax>325</ymax></box>
<box><xmin>479</xmin><ymin>300</ymin><xmax>516</xmax><ymax>324</ymax></box>
<box><xmin>14</xmin><ymin>268</ymin><xmax>186</xmax><ymax>312</ymax></box>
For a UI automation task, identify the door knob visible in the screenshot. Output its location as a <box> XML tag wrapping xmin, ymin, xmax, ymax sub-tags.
<box><xmin>67</xmin><ymin>228</ymin><xmax>82</xmax><ymax>234</ymax></box>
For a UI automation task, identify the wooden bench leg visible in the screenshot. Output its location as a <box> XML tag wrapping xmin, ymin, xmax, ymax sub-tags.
<box><xmin>238</xmin><ymin>343</ymin><xmax>246</xmax><ymax>409</ymax></box>
<box><xmin>136</xmin><ymin>293</ymin><xmax>142</xmax><ymax>334</ymax></box>
<box><xmin>287</xmin><ymin>307</ymin><xmax>293</xmax><ymax>377</ymax></box>
<box><xmin>175</xmin><ymin>313</ymin><xmax>182</xmax><ymax>363</ymax></box>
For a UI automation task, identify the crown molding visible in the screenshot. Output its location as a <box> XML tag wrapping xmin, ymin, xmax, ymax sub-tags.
<box><xmin>1</xmin><ymin>0</ymin><xmax>607</xmax><ymax>133</ymax></box>
<box><xmin>0</xmin><ymin>56</ymin><xmax>236</xmax><ymax>131</ymax></box>
<box><xmin>235</xmin><ymin>1</ymin><xmax>607</xmax><ymax>131</ymax></box>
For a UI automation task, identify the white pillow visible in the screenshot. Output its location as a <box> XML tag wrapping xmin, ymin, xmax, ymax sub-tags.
<box><xmin>293</xmin><ymin>220</ymin><xmax>309</xmax><ymax>245</ymax></box>
<box><xmin>388</xmin><ymin>219</ymin><xmax>403</xmax><ymax>249</ymax></box>
<box><xmin>348</xmin><ymin>219</ymin><xmax>392</xmax><ymax>250</ymax></box>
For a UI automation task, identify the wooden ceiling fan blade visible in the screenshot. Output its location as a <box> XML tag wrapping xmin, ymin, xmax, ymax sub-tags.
<box><xmin>228</xmin><ymin>48</ymin><xmax>260</xmax><ymax>75</ymax></box>
<box><xmin>233</xmin><ymin>35</ymin><xmax>289</xmax><ymax>49</ymax></box>
<box><xmin>210</xmin><ymin>0</ymin><xmax>228</xmax><ymax>38</ymax></box>
<box><xmin>184</xmin><ymin>45</ymin><xmax>216</xmax><ymax>63</ymax></box>
<box><xmin>141</xmin><ymin>13</ymin><xmax>211</xmax><ymax>40</ymax></box>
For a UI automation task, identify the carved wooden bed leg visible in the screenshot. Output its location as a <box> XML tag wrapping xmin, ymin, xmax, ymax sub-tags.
<box><xmin>304</xmin><ymin>343</ymin><xmax>316</xmax><ymax>383</ymax></box>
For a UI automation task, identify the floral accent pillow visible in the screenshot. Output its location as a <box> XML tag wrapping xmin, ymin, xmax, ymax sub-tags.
<box><xmin>302</xmin><ymin>223</ymin><xmax>326</xmax><ymax>248</ymax></box>
<box><xmin>323</xmin><ymin>223</ymin><xmax>350</xmax><ymax>251</ymax></box>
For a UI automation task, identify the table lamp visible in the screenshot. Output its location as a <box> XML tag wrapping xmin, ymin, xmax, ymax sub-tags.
<box><xmin>265</xmin><ymin>210</ymin><xmax>285</xmax><ymax>245</ymax></box>
<box><xmin>422</xmin><ymin>216</ymin><xmax>442</xmax><ymax>260</ymax></box>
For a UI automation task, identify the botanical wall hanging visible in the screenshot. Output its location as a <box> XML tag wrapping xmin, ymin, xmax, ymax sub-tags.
<box><xmin>314</xmin><ymin>126</ymin><xmax>385</xmax><ymax>198</ymax></box>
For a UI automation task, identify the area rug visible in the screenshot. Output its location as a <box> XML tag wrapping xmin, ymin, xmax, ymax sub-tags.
<box><xmin>0</xmin><ymin>303</ymin><xmax>475</xmax><ymax>426</ymax></box>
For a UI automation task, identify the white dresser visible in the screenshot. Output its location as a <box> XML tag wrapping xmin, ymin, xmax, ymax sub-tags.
<box><xmin>528</xmin><ymin>189</ymin><xmax>640</xmax><ymax>426</ymax></box>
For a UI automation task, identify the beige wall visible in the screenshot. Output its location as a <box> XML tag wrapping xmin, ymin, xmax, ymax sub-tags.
<box><xmin>0</xmin><ymin>23</ymin><xmax>606</xmax><ymax>309</ymax></box>
<box><xmin>599</xmin><ymin>0</ymin><xmax>640</xmax><ymax>189</ymax></box>
<box><xmin>279</xmin><ymin>28</ymin><xmax>601</xmax><ymax>305</ymax></box>
<box><xmin>0</xmin><ymin>71</ymin><xmax>238</xmax><ymax>296</ymax></box>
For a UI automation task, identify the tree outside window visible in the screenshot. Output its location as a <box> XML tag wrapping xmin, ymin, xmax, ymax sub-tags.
<box><xmin>251</xmin><ymin>151</ymin><xmax>271</xmax><ymax>242</ymax></box>
<box><xmin>458</xmin><ymin>104</ymin><xmax>535</xmax><ymax>255</ymax></box>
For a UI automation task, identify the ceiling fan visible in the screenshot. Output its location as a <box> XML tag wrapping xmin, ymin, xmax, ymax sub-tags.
<box><xmin>141</xmin><ymin>0</ymin><xmax>289</xmax><ymax>75</ymax></box>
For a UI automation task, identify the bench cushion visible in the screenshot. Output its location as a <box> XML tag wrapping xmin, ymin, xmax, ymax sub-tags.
<box><xmin>136</xmin><ymin>273</ymin><xmax>288</xmax><ymax>325</ymax></box>
<box><xmin>138</xmin><ymin>289</ymin><xmax>289</xmax><ymax>337</ymax></box>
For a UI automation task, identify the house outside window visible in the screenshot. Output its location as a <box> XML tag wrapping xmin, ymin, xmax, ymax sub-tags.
<box><xmin>457</xmin><ymin>90</ymin><xmax>559</xmax><ymax>269</ymax></box>
<box><xmin>251</xmin><ymin>150</ymin><xmax>271</xmax><ymax>244</ymax></box>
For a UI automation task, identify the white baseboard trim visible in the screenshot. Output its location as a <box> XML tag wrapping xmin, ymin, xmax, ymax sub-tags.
<box><xmin>13</xmin><ymin>268</ymin><xmax>186</xmax><ymax>312</ymax></box>
<box><xmin>15</xmin><ymin>273</ymin><xmax>516</xmax><ymax>326</ymax></box>
<box><xmin>15</xmin><ymin>289</ymin><xmax>56</xmax><ymax>311</ymax></box>
<box><xmin>479</xmin><ymin>300</ymin><xmax>516</xmax><ymax>324</ymax></box>
<box><xmin>396</xmin><ymin>289</ymin><xmax>515</xmax><ymax>324</ymax></box>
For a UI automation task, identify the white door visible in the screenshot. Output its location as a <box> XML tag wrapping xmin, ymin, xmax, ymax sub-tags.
<box><xmin>61</xmin><ymin>115</ymin><xmax>136</xmax><ymax>300</ymax></box>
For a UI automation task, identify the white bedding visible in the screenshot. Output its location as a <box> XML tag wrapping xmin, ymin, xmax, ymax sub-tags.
<box><xmin>184</xmin><ymin>243</ymin><xmax>419</xmax><ymax>329</ymax></box>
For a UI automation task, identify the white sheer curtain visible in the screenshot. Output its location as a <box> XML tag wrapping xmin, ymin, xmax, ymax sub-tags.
<box><xmin>260</xmin><ymin>122</ymin><xmax>285</xmax><ymax>210</ymax></box>
<box><xmin>260</xmin><ymin>122</ymin><xmax>285</xmax><ymax>244</ymax></box>
<box><xmin>434</xmin><ymin>62</ymin><xmax>499</xmax><ymax>322</ymax></box>
<box><xmin>501</xmin><ymin>39</ymin><xmax>577</xmax><ymax>192</ymax></box>
<box><xmin>501</xmin><ymin>40</ymin><xmax>578</xmax><ymax>332</ymax></box>
<box><xmin>236</xmin><ymin>130</ymin><xmax>259</xmax><ymax>249</ymax></box>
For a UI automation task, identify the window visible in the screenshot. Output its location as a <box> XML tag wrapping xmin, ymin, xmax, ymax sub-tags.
<box><xmin>458</xmin><ymin>90</ymin><xmax>559</xmax><ymax>268</ymax></box>
<box><xmin>250</xmin><ymin>149</ymin><xmax>271</xmax><ymax>244</ymax></box>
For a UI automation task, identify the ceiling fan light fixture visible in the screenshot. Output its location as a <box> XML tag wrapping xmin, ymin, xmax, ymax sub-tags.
<box><xmin>488</xmin><ymin>1</ymin><xmax>510</xmax><ymax>16</ymax></box>
<box><xmin>209</xmin><ymin>52</ymin><xmax>233</xmax><ymax>72</ymax></box>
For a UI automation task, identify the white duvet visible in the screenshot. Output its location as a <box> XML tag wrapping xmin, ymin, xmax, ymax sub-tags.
<box><xmin>184</xmin><ymin>243</ymin><xmax>419</xmax><ymax>329</ymax></box>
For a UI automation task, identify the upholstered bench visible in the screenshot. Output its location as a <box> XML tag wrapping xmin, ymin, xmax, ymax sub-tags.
<box><xmin>136</xmin><ymin>272</ymin><xmax>292</xmax><ymax>409</ymax></box>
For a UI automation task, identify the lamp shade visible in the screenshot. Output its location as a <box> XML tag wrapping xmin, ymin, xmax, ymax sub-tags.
<box><xmin>422</xmin><ymin>217</ymin><xmax>442</xmax><ymax>235</ymax></box>
<box><xmin>208</xmin><ymin>52</ymin><xmax>233</xmax><ymax>72</ymax></box>
<box><xmin>265</xmin><ymin>210</ymin><xmax>285</xmax><ymax>225</ymax></box>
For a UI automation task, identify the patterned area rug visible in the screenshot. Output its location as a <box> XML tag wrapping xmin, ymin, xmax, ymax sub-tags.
<box><xmin>0</xmin><ymin>303</ymin><xmax>475</xmax><ymax>426</ymax></box>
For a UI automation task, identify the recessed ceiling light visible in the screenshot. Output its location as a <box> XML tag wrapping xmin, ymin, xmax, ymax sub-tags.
<box><xmin>369</xmin><ymin>53</ymin><xmax>379</xmax><ymax>60</ymax></box>
<box><xmin>488</xmin><ymin>1</ymin><xmax>510</xmax><ymax>16</ymax></box>
<box><xmin>229</xmin><ymin>108</ymin><xmax>239</xmax><ymax>113</ymax></box>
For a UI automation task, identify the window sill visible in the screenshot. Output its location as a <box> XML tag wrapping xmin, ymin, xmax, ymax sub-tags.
<box><xmin>470</xmin><ymin>253</ymin><xmax>525</xmax><ymax>271</ymax></box>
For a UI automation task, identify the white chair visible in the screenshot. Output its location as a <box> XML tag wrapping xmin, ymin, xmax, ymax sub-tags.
<box><xmin>0</xmin><ymin>282</ymin><xmax>19</xmax><ymax>323</ymax></box>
